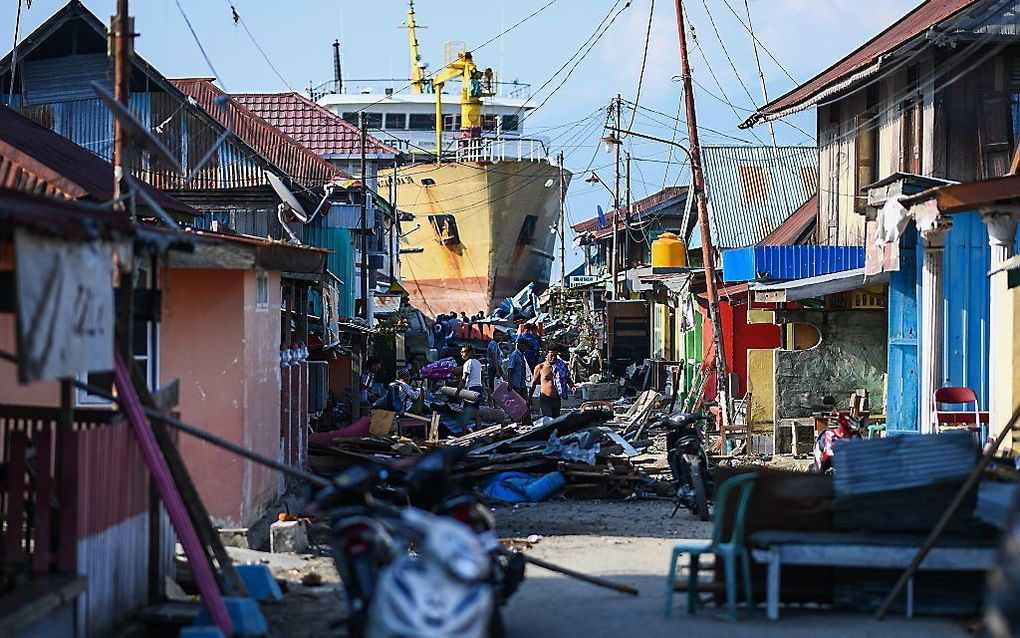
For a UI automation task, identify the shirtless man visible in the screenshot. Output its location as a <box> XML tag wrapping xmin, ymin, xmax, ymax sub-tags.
<box><xmin>529</xmin><ymin>348</ymin><xmax>573</xmax><ymax>418</ymax></box>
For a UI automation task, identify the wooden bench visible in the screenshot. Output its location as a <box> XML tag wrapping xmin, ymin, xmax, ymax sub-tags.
<box><xmin>749</xmin><ymin>531</ymin><xmax>996</xmax><ymax>620</ymax></box>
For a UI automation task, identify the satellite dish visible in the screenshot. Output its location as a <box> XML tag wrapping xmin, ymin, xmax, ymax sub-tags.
<box><xmin>90</xmin><ymin>82</ymin><xmax>183</xmax><ymax>175</ymax></box>
<box><xmin>265</xmin><ymin>171</ymin><xmax>309</xmax><ymax>223</ymax></box>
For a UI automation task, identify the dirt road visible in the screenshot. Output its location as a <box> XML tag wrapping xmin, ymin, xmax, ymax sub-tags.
<box><xmin>497</xmin><ymin>499</ymin><xmax>970</xmax><ymax>638</ymax></box>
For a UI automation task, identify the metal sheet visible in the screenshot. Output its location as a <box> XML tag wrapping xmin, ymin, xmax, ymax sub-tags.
<box><xmin>724</xmin><ymin>245</ymin><xmax>865</xmax><ymax>282</ymax></box>
<box><xmin>886</xmin><ymin>229</ymin><xmax>921</xmax><ymax>433</ymax></box>
<box><xmin>22</xmin><ymin>54</ymin><xmax>112</xmax><ymax>105</ymax></box>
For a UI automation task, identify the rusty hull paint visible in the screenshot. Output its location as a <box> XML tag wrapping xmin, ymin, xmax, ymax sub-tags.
<box><xmin>394</xmin><ymin>160</ymin><xmax>568</xmax><ymax>317</ymax></box>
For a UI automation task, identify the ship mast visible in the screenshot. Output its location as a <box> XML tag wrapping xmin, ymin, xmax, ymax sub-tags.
<box><xmin>406</xmin><ymin>1</ymin><xmax>427</xmax><ymax>94</ymax></box>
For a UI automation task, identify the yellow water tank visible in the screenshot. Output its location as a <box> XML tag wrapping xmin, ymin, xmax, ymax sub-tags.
<box><xmin>651</xmin><ymin>232</ymin><xmax>688</xmax><ymax>268</ymax></box>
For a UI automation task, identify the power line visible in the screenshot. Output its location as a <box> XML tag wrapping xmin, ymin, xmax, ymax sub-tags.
<box><xmin>174</xmin><ymin>0</ymin><xmax>227</xmax><ymax>90</ymax></box>
<box><xmin>628</xmin><ymin>0</ymin><xmax>655</xmax><ymax>131</ymax></box>
<box><xmin>716</xmin><ymin>0</ymin><xmax>797</xmax><ymax>84</ymax></box>
<box><xmin>227</xmin><ymin>2</ymin><xmax>295</xmax><ymax>92</ymax></box>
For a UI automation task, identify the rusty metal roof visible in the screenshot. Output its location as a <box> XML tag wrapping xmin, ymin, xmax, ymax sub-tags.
<box><xmin>0</xmin><ymin>105</ymin><xmax>196</xmax><ymax>217</ymax></box>
<box><xmin>171</xmin><ymin>79</ymin><xmax>349</xmax><ymax>187</ymax></box>
<box><xmin>760</xmin><ymin>194</ymin><xmax>818</xmax><ymax>246</ymax></box>
<box><xmin>232</xmin><ymin>92</ymin><xmax>399</xmax><ymax>159</ymax></box>
<box><xmin>744</xmin><ymin>0</ymin><xmax>979</xmax><ymax>126</ymax></box>
<box><xmin>572</xmin><ymin>186</ymin><xmax>689</xmax><ymax>233</ymax></box>
<box><xmin>692</xmin><ymin>146</ymin><xmax>818</xmax><ymax>250</ymax></box>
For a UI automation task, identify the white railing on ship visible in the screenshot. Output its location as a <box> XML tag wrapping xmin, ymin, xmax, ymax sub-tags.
<box><xmin>456</xmin><ymin>138</ymin><xmax>550</xmax><ymax>163</ymax></box>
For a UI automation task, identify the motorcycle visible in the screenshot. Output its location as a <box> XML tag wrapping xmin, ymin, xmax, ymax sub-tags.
<box><xmin>660</xmin><ymin>411</ymin><xmax>714</xmax><ymax>521</ymax></box>
<box><xmin>812</xmin><ymin>397</ymin><xmax>866</xmax><ymax>473</ymax></box>
<box><xmin>309</xmin><ymin>462</ymin><xmax>501</xmax><ymax>638</ymax></box>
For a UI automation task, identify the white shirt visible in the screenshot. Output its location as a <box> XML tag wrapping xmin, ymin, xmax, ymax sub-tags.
<box><xmin>462</xmin><ymin>358</ymin><xmax>483</xmax><ymax>388</ymax></box>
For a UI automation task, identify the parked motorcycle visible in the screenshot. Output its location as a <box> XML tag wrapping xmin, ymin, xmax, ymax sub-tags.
<box><xmin>660</xmin><ymin>411</ymin><xmax>714</xmax><ymax>521</ymax></box>
<box><xmin>812</xmin><ymin>396</ymin><xmax>866</xmax><ymax>473</ymax></box>
<box><xmin>309</xmin><ymin>462</ymin><xmax>502</xmax><ymax>638</ymax></box>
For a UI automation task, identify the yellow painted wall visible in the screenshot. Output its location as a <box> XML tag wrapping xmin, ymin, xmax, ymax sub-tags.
<box><xmin>746</xmin><ymin>310</ymin><xmax>777</xmax><ymax>428</ymax></box>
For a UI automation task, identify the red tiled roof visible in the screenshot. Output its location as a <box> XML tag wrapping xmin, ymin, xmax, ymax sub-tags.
<box><xmin>760</xmin><ymin>195</ymin><xmax>818</xmax><ymax>246</ymax></box>
<box><xmin>745</xmin><ymin>0</ymin><xmax>977</xmax><ymax>126</ymax></box>
<box><xmin>169</xmin><ymin>79</ymin><xmax>350</xmax><ymax>187</ymax></box>
<box><xmin>571</xmin><ymin>186</ymin><xmax>688</xmax><ymax>233</ymax></box>
<box><xmin>0</xmin><ymin>105</ymin><xmax>196</xmax><ymax>216</ymax></box>
<box><xmin>232</xmin><ymin>92</ymin><xmax>400</xmax><ymax>158</ymax></box>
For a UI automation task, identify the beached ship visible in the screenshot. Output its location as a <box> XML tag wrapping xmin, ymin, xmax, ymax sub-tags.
<box><xmin>317</xmin><ymin>2</ymin><xmax>569</xmax><ymax>316</ymax></box>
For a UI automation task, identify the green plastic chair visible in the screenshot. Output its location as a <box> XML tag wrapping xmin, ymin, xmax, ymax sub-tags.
<box><xmin>664</xmin><ymin>472</ymin><xmax>758</xmax><ymax>619</ymax></box>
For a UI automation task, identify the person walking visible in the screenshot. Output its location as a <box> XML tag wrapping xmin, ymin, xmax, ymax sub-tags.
<box><xmin>517</xmin><ymin>323</ymin><xmax>542</xmax><ymax>369</ymax></box>
<box><xmin>529</xmin><ymin>348</ymin><xmax>573</xmax><ymax>419</ymax></box>
<box><xmin>486</xmin><ymin>333</ymin><xmax>505</xmax><ymax>392</ymax></box>
<box><xmin>456</xmin><ymin>345</ymin><xmax>485</xmax><ymax>430</ymax></box>
<box><xmin>505</xmin><ymin>339</ymin><xmax>532</xmax><ymax>423</ymax></box>
<box><xmin>360</xmin><ymin>358</ymin><xmax>381</xmax><ymax>408</ymax></box>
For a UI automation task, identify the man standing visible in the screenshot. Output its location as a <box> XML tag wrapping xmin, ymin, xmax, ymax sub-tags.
<box><xmin>486</xmin><ymin>333</ymin><xmax>504</xmax><ymax>391</ymax></box>
<box><xmin>457</xmin><ymin>346</ymin><xmax>485</xmax><ymax>430</ymax></box>
<box><xmin>529</xmin><ymin>348</ymin><xmax>573</xmax><ymax>418</ymax></box>
<box><xmin>432</xmin><ymin>315</ymin><xmax>448</xmax><ymax>354</ymax></box>
<box><xmin>505</xmin><ymin>339</ymin><xmax>532</xmax><ymax>422</ymax></box>
<box><xmin>517</xmin><ymin>323</ymin><xmax>542</xmax><ymax>369</ymax></box>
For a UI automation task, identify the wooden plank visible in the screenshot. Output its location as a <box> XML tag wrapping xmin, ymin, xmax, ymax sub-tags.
<box><xmin>753</xmin><ymin>543</ymin><xmax>995</xmax><ymax>570</ymax></box>
<box><xmin>56</xmin><ymin>430</ymin><xmax>78</xmax><ymax>572</ymax></box>
<box><xmin>31</xmin><ymin>428</ymin><xmax>53</xmax><ymax>573</ymax></box>
<box><xmin>5</xmin><ymin>431</ymin><xmax>28</xmax><ymax>561</ymax></box>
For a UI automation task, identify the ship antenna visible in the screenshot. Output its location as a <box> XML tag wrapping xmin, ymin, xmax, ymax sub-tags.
<box><xmin>405</xmin><ymin>0</ymin><xmax>428</xmax><ymax>94</ymax></box>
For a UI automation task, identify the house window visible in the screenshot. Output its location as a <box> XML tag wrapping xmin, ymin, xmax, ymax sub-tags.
<box><xmin>385</xmin><ymin>113</ymin><xmax>407</xmax><ymax>130</ymax></box>
<box><xmin>854</xmin><ymin>86</ymin><xmax>880</xmax><ymax>216</ymax></box>
<box><xmin>408</xmin><ymin>113</ymin><xmax>434</xmax><ymax>130</ymax></box>
<box><xmin>899</xmin><ymin>64</ymin><xmax>923</xmax><ymax>174</ymax></box>
<box><xmin>77</xmin><ymin>266</ymin><xmax>159</xmax><ymax>406</ymax></box>
<box><xmin>517</xmin><ymin>215</ymin><xmax>539</xmax><ymax>245</ymax></box>
<box><xmin>256</xmin><ymin>270</ymin><xmax>269</xmax><ymax>310</ymax></box>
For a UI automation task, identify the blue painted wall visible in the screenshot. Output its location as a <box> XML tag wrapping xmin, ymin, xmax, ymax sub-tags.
<box><xmin>885</xmin><ymin>212</ymin><xmax>991</xmax><ymax>433</ymax></box>
<box><xmin>304</xmin><ymin>224</ymin><xmax>356</xmax><ymax>318</ymax></box>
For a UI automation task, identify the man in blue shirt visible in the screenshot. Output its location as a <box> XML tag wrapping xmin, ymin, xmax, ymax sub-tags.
<box><xmin>517</xmin><ymin>324</ymin><xmax>542</xmax><ymax>369</ymax></box>
<box><xmin>505</xmin><ymin>340</ymin><xmax>532</xmax><ymax>421</ymax></box>
<box><xmin>486</xmin><ymin>333</ymin><xmax>505</xmax><ymax>391</ymax></box>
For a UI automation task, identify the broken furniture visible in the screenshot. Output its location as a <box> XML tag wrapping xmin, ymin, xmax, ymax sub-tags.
<box><xmin>933</xmin><ymin>386</ymin><xmax>988</xmax><ymax>444</ymax></box>
<box><xmin>664</xmin><ymin>473</ymin><xmax>758</xmax><ymax>619</ymax></box>
<box><xmin>750</xmin><ymin>531</ymin><xmax>996</xmax><ymax>620</ymax></box>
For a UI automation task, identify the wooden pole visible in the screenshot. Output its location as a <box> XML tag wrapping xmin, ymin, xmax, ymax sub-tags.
<box><xmin>509</xmin><ymin>550</ymin><xmax>639</xmax><ymax>596</ymax></box>
<box><xmin>360</xmin><ymin>112</ymin><xmax>369</xmax><ymax>320</ymax></box>
<box><xmin>672</xmin><ymin>0</ymin><xmax>731</xmax><ymax>430</ymax></box>
<box><xmin>558</xmin><ymin>150</ymin><xmax>566</xmax><ymax>294</ymax></box>
<box><xmin>112</xmin><ymin>0</ymin><xmax>135</xmax><ymax>359</ymax></box>
<box><xmin>610</xmin><ymin>95</ymin><xmax>621</xmax><ymax>299</ymax></box>
<box><xmin>876</xmin><ymin>403</ymin><xmax>1020</xmax><ymax>619</ymax></box>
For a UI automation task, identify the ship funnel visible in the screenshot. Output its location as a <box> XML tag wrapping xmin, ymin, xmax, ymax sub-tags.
<box><xmin>332</xmin><ymin>39</ymin><xmax>343</xmax><ymax>94</ymax></box>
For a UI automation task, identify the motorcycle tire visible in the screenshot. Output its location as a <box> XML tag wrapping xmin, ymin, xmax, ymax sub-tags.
<box><xmin>344</xmin><ymin>557</ymin><xmax>376</xmax><ymax>638</ymax></box>
<box><xmin>488</xmin><ymin>605</ymin><xmax>507</xmax><ymax>638</ymax></box>
<box><xmin>691</xmin><ymin>469</ymin><xmax>710</xmax><ymax>522</ymax></box>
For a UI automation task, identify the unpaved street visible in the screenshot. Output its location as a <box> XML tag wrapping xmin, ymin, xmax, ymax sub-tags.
<box><xmin>497</xmin><ymin>499</ymin><xmax>971</xmax><ymax>638</ymax></box>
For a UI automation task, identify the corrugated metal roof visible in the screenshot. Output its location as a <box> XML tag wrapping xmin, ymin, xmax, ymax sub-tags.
<box><xmin>572</xmin><ymin>186</ymin><xmax>688</xmax><ymax>233</ymax></box>
<box><xmin>0</xmin><ymin>105</ymin><xmax>195</xmax><ymax>216</ymax></box>
<box><xmin>693</xmin><ymin>146</ymin><xmax>818</xmax><ymax>250</ymax></box>
<box><xmin>170</xmin><ymin>79</ymin><xmax>349</xmax><ymax>187</ymax></box>
<box><xmin>745</xmin><ymin>0</ymin><xmax>980</xmax><ymax>125</ymax></box>
<box><xmin>761</xmin><ymin>194</ymin><xmax>818</xmax><ymax>246</ymax></box>
<box><xmin>232</xmin><ymin>92</ymin><xmax>399</xmax><ymax>158</ymax></box>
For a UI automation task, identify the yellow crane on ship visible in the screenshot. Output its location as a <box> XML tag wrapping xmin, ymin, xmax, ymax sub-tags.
<box><xmin>404</xmin><ymin>1</ymin><xmax>495</xmax><ymax>161</ymax></box>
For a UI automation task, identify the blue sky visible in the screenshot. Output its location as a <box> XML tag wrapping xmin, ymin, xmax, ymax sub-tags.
<box><xmin>4</xmin><ymin>0</ymin><xmax>919</xmax><ymax>272</ymax></box>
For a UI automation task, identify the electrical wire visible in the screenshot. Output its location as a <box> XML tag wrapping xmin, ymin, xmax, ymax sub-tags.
<box><xmin>174</xmin><ymin>0</ymin><xmax>227</xmax><ymax>90</ymax></box>
<box><xmin>627</xmin><ymin>0</ymin><xmax>655</xmax><ymax>131</ymax></box>
<box><xmin>716</xmin><ymin>0</ymin><xmax>797</xmax><ymax>84</ymax></box>
<box><xmin>227</xmin><ymin>2</ymin><xmax>295</xmax><ymax>92</ymax></box>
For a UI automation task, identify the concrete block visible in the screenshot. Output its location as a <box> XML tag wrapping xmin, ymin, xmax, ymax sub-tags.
<box><xmin>580</xmin><ymin>382</ymin><xmax>620</xmax><ymax>402</ymax></box>
<box><xmin>269</xmin><ymin>520</ymin><xmax>308</xmax><ymax>554</ymax></box>
<box><xmin>218</xmin><ymin>528</ymin><xmax>250</xmax><ymax>549</ymax></box>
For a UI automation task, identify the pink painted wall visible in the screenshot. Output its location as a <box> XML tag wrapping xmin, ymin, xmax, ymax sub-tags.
<box><xmin>161</xmin><ymin>268</ymin><xmax>281</xmax><ymax>528</ymax></box>
<box><xmin>0</xmin><ymin>313</ymin><xmax>61</xmax><ymax>406</ymax></box>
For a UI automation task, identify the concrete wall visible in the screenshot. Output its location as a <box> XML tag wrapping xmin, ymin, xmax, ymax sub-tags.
<box><xmin>161</xmin><ymin>268</ymin><xmax>281</xmax><ymax>528</ymax></box>
<box><xmin>774</xmin><ymin>309</ymin><xmax>887</xmax><ymax>419</ymax></box>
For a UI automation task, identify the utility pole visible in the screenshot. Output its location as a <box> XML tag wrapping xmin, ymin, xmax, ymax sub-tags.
<box><xmin>112</xmin><ymin>0</ymin><xmax>134</xmax><ymax>358</ymax></box>
<box><xmin>610</xmin><ymin>94</ymin><xmax>622</xmax><ymax>300</ymax></box>
<box><xmin>558</xmin><ymin>150</ymin><xmax>566</xmax><ymax>294</ymax></box>
<box><xmin>673</xmin><ymin>0</ymin><xmax>731</xmax><ymax>430</ymax></box>
<box><xmin>359</xmin><ymin>111</ymin><xmax>369</xmax><ymax>321</ymax></box>
<box><xmin>389</xmin><ymin>161</ymin><xmax>397</xmax><ymax>284</ymax></box>
<box><xmin>625</xmin><ymin>150</ymin><xmax>632</xmax><ymax>274</ymax></box>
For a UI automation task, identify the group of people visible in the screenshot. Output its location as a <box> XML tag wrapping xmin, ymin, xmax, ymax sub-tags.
<box><xmin>479</xmin><ymin>324</ymin><xmax>574</xmax><ymax>419</ymax></box>
<box><xmin>431</xmin><ymin>310</ymin><xmax>488</xmax><ymax>353</ymax></box>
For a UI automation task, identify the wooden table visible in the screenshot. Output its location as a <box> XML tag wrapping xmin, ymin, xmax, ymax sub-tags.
<box><xmin>749</xmin><ymin>531</ymin><xmax>996</xmax><ymax>620</ymax></box>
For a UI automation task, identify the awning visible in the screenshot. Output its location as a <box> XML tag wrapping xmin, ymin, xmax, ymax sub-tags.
<box><xmin>749</xmin><ymin>268</ymin><xmax>888</xmax><ymax>303</ymax></box>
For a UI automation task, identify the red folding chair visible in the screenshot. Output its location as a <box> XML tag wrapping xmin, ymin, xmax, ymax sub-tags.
<box><xmin>933</xmin><ymin>386</ymin><xmax>988</xmax><ymax>443</ymax></box>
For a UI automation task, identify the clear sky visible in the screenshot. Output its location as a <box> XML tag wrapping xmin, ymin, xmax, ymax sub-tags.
<box><xmin>4</xmin><ymin>0</ymin><xmax>919</xmax><ymax>273</ymax></box>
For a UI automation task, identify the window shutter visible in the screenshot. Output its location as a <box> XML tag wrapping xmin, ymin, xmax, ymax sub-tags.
<box><xmin>854</xmin><ymin>112</ymin><xmax>877</xmax><ymax>215</ymax></box>
<box><xmin>977</xmin><ymin>91</ymin><xmax>1013</xmax><ymax>178</ymax></box>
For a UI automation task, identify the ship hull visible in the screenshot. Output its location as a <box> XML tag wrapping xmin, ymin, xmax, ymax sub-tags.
<box><xmin>391</xmin><ymin>160</ymin><xmax>569</xmax><ymax>318</ymax></box>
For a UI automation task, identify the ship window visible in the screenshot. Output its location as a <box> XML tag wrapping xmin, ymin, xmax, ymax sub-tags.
<box><xmin>502</xmin><ymin>115</ymin><xmax>519</xmax><ymax>131</ymax></box>
<box><xmin>482</xmin><ymin>114</ymin><xmax>498</xmax><ymax>131</ymax></box>
<box><xmin>428</xmin><ymin>214</ymin><xmax>461</xmax><ymax>246</ymax></box>
<box><xmin>517</xmin><ymin>215</ymin><xmax>538</xmax><ymax>245</ymax></box>
<box><xmin>409</xmin><ymin>114</ymin><xmax>434</xmax><ymax>130</ymax></box>
<box><xmin>443</xmin><ymin>115</ymin><xmax>462</xmax><ymax>131</ymax></box>
<box><xmin>364</xmin><ymin>112</ymin><xmax>383</xmax><ymax>129</ymax></box>
<box><xmin>342</xmin><ymin>112</ymin><xmax>358</xmax><ymax>124</ymax></box>
<box><xmin>385</xmin><ymin>113</ymin><xmax>407</xmax><ymax>129</ymax></box>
